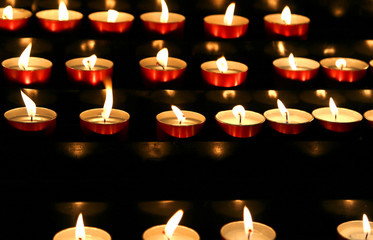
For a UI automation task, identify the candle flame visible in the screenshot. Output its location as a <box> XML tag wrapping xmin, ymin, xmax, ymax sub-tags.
<box><xmin>171</xmin><ymin>105</ymin><xmax>186</xmax><ymax>125</ymax></box>
<box><xmin>336</xmin><ymin>58</ymin><xmax>347</xmax><ymax>70</ymax></box>
<box><xmin>316</xmin><ymin>89</ymin><xmax>327</xmax><ymax>98</ymax></box>
<box><xmin>363</xmin><ymin>214</ymin><xmax>371</xmax><ymax>238</ymax></box>
<box><xmin>281</xmin><ymin>6</ymin><xmax>291</xmax><ymax>24</ymax></box>
<box><xmin>156</xmin><ymin>48</ymin><xmax>168</xmax><ymax>69</ymax></box>
<box><xmin>243</xmin><ymin>206</ymin><xmax>253</xmax><ymax>238</ymax></box>
<box><xmin>18</xmin><ymin>43</ymin><xmax>32</xmax><ymax>71</ymax></box>
<box><xmin>20</xmin><ymin>90</ymin><xmax>36</xmax><ymax>121</ymax></box>
<box><xmin>232</xmin><ymin>105</ymin><xmax>245</xmax><ymax>124</ymax></box>
<box><xmin>75</xmin><ymin>213</ymin><xmax>85</xmax><ymax>240</ymax></box>
<box><xmin>277</xmin><ymin>99</ymin><xmax>289</xmax><ymax>123</ymax></box>
<box><xmin>59</xmin><ymin>1</ymin><xmax>69</xmax><ymax>21</ymax></box>
<box><xmin>82</xmin><ymin>54</ymin><xmax>97</xmax><ymax>70</ymax></box>
<box><xmin>288</xmin><ymin>53</ymin><xmax>297</xmax><ymax>70</ymax></box>
<box><xmin>164</xmin><ymin>210</ymin><xmax>183</xmax><ymax>240</ymax></box>
<box><xmin>160</xmin><ymin>0</ymin><xmax>169</xmax><ymax>23</ymax></box>
<box><xmin>224</xmin><ymin>2</ymin><xmax>235</xmax><ymax>25</ymax></box>
<box><xmin>2</xmin><ymin>5</ymin><xmax>13</xmax><ymax>19</ymax></box>
<box><xmin>216</xmin><ymin>56</ymin><xmax>228</xmax><ymax>73</ymax></box>
<box><xmin>107</xmin><ymin>9</ymin><xmax>119</xmax><ymax>22</ymax></box>
<box><xmin>329</xmin><ymin>97</ymin><xmax>338</xmax><ymax>121</ymax></box>
<box><xmin>102</xmin><ymin>84</ymin><xmax>113</xmax><ymax>122</ymax></box>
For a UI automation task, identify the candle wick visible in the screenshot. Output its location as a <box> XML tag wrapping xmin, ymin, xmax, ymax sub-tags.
<box><xmin>239</xmin><ymin>113</ymin><xmax>242</xmax><ymax>125</ymax></box>
<box><xmin>247</xmin><ymin>229</ymin><xmax>252</xmax><ymax>240</ymax></box>
<box><xmin>157</xmin><ymin>61</ymin><xmax>165</xmax><ymax>70</ymax></box>
<box><xmin>366</xmin><ymin>233</ymin><xmax>369</xmax><ymax>240</ymax></box>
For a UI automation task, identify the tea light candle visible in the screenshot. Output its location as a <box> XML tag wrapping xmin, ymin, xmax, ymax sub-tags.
<box><xmin>216</xmin><ymin>105</ymin><xmax>265</xmax><ymax>138</ymax></box>
<box><xmin>337</xmin><ymin>215</ymin><xmax>373</xmax><ymax>240</ymax></box>
<box><xmin>320</xmin><ymin>57</ymin><xmax>368</xmax><ymax>82</ymax></box>
<box><xmin>364</xmin><ymin>109</ymin><xmax>373</xmax><ymax>128</ymax></box>
<box><xmin>273</xmin><ymin>53</ymin><xmax>319</xmax><ymax>81</ymax></box>
<box><xmin>264</xmin><ymin>6</ymin><xmax>310</xmax><ymax>39</ymax></box>
<box><xmin>201</xmin><ymin>56</ymin><xmax>248</xmax><ymax>87</ymax></box>
<box><xmin>204</xmin><ymin>3</ymin><xmax>249</xmax><ymax>39</ymax></box>
<box><xmin>36</xmin><ymin>2</ymin><xmax>83</xmax><ymax>32</ymax></box>
<box><xmin>0</xmin><ymin>6</ymin><xmax>32</xmax><ymax>31</ymax></box>
<box><xmin>156</xmin><ymin>105</ymin><xmax>205</xmax><ymax>138</ymax></box>
<box><xmin>88</xmin><ymin>10</ymin><xmax>134</xmax><ymax>33</ymax></box>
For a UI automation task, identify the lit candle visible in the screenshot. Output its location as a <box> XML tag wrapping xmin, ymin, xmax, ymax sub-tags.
<box><xmin>88</xmin><ymin>9</ymin><xmax>134</xmax><ymax>33</ymax></box>
<box><xmin>338</xmin><ymin>214</ymin><xmax>373</xmax><ymax>240</ymax></box>
<box><xmin>201</xmin><ymin>56</ymin><xmax>248</xmax><ymax>87</ymax></box>
<box><xmin>1</xmin><ymin>42</ymin><xmax>52</xmax><ymax>85</ymax></box>
<box><xmin>264</xmin><ymin>5</ymin><xmax>310</xmax><ymax>39</ymax></box>
<box><xmin>143</xmin><ymin>210</ymin><xmax>200</xmax><ymax>240</ymax></box>
<box><xmin>216</xmin><ymin>105</ymin><xmax>265</xmax><ymax>138</ymax></box>
<box><xmin>204</xmin><ymin>2</ymin><xmax>249</xmax><ymax>39</ymax></box>
<box><xmin>54</xmin><ymin>213</ymin><xmax>111</xmax><ymax>240</ymax></box>
<box><xmin>320</xmin><ymin>57</ymin><xmax>368</xmax><ymax>82</ymax></box>
<box><xmin>0</xmin><ymin>5</ymin><xmax>32</xmax><ymax>31</ymax></box>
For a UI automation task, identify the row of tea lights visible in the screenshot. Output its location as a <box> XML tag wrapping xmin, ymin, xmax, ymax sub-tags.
<box><xmin>2</xmin><ymin>42</ymin><xmax>371</xmax><ymax>87</ymax></box>
<box><xmin>5</xmin><ymin>87</ymin><xmax>373</xmax><ymax>137</ymax></box>
<box><xmin>0</xmin><ymin>2</ymin><xmax>308</xmax><ymax>38</ymax></box>
<box><xmin>54</xmin><ymin>206</ymin><xmax>373</xmax><ymax>240</ymax></box>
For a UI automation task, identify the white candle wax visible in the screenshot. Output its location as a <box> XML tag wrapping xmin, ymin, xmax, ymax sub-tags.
<box><xmin>221</xmin><ymin>221</ymin><xmax>276</xmax><ymax>240</ymax></box>
<box><xmin>143</xmin><ymin>225</ymin><xmax>199</xmax><ymax>240</ymax></box>
<box><xmin>160</xmin><ymin>117</ymin><xmax>202</xmax><ymax>126</ymax></box>
<box><xmin>4</xmin><ymin>107</ymin><xmax>57</xmax><ymax>123</ymax></box>
<box><xmin>7</xmin><ymin>65</ymin><xmax>47</xmax><ymax>71</ymax></box>
<box><xmin>201</xmin><ymin>61</ymin><xmax>248</xmax><ymax>74</ymax></box>
<box><xmin>53</xmin><ymin>227</ymin><xmax>111</xmax><ymax>240</ymax></box>
<box><xmin>140</xmin><ymin>57</ymin><xmax>187</xmax><ymax>71</ymax></box>
<box><xmin>264</xmin><ymin>109</ymin><xmax>313</xmax><ymax>124</ymax></box>
<box><xmin>7</xmin><ymin>114</ymin><xmax>53</xmax><ymax>123</ymax></box>
<box><xmin>264</xmin><ymin>14</ymin><xmax>309</xmax><ymax>25</ymax></box>
<box><xmin>312</xmin><ymin>107</ymin><xmax>362</xmax><ymax>123</ymax></box>
<box><xmin>338</xmin><ymin>220</ymin><xmax>373</xmax><ymax>240</ymax></box>
<box><xmin>273</xmin><ymin>57</ymin><xmax>320</xmax><ymax>71</ymax></box>
<box><xmin>329</xmin><ymin>66</ymin><xmax>361</xmax><ymax>71</ymax></box>
<box><xmin>69</xmin><ymin>64</ymin><xmax>108</xmax><ymax>71</ymax></box>
<box><xmin>80</xmin><ymin>109</ymin><xmax>129</xmax><ymax>124</ymax></box>
<box><xmin>279</xmin><ymin>66</ymin><xmax>313</xmax><ymax>70</ymax></box>
<box><xmin>143</xmin><ymin>64</ymin><xmax>181</xmax><ymax>71</ymax></box>
<box><xmin>0</xmin><ymin>8</ymin><xmax>32</xmax><ymax>19</ymax></box>
<box><xmin>204</xmin><ymin>68</ymin><xmax>242</xmax><ymax>74</ymax></box>
<box><xmin>2</xmin><ymin>57</ymin><xmax>52</xmax><ymax>71</ymax></box>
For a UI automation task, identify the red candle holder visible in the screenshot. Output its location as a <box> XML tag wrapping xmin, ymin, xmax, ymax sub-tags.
<box><xmin>337</xmin><ymin>220</ymin><xmax>373</xmax><ymax>240</ymax></box>
<box><xmin>140</xmin><ymin>12</ymin><xmax>185</xmax><ymax>35</ymax></box>
<box><xmin>221</xmin><ymin>221</ymin><xmax>276</xmax><ymax>240</ymax></box>
<box><xmin>36</xmin><ymin>9</ymin><xmax>83</xmax><ymax>32</ymax></box>
<box><xmin>215</xmin><ymin>110</ymin><xmax>265</xmax><ymax>138</ymax></box>
<box><xmin>4</xmin><ymin>107</ymin><xmax>56</xmax><ymax>131</ymax></box>
<box><xmin>80</xmin><ymin>108</ymin><xmax>130</xmax><ymax>135</ymax></box>
<box><xmin>204</xmin><ymin>15</ymin><xmax>249</xmax><ymax>39</ymax></box>
<box><xmin>273</xmin><ymin>57</ymin><xmax>319</xmax><ymax>81</ymax></box>
<box><xmin>88</xmin><ymin>11</ymin><xmax>134</xmax><ymax>33</ymax></box>
<box><xmin>264</xmin><ymin>13</ymin><xmax>309</xmax><ymax>39</ymax></box>
<box><xmin>312</xmin><ymin>107</ymin><xmax>362</xmax><ymax>132</ymax></box>
<box><xmin>2</xmin><ymin>57</ymin><xmax>52</xmax><ymax>85</ymax></box>
<box><xmin>65</xmin><ymin>57</ymin><xmax>113</xmax><ymax>85</ymax></box>
<box><xmin>201</xmin><ymin>60</ymin><xmax>248</xmax><ymax>87</ymax></box>
<box><xmin>139</xmin><ymin>57</ymin><xmax>186</xmax><ymax>83</ymax></box>
<box><xmin>320</xmin><ymin>57</ymin><xmax>368</xmax><ymax>82</ymax></box>
<box><xmin>156</xmin><ymin>110</ymin><xmax>205</xmax><ymax>138</ymax></box>
<box><xmin>264</xmin><ymin>108</ymin><xmax>313</xmax><ymax>134</ymax></box>
<box><xmin>0</xmin><ymin>7</ymin><xmax>32</xmax><ymax>31</ymax></box>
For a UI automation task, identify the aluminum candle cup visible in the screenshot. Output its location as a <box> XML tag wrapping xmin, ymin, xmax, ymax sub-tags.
<box><xmin>2</xmin><ymin>57</ymin><xmax>52</xmax><ymax>85</ymax></box>
<box><xmin>215</xmin><ymin>110</ymin><xmax>265</xmax><ymax>138</ymax></box>
<box><xmin>312</xmin><ymin>107</ymin><xmax>362</xmax><ymax>132</ymax></box>
<box><xmin>53</xmin><ymin>226</ymin><xmax>111</xmax><ymax>240</ymax></box>
<box><xmin>221</xmin><ymin>221</ymin><xmax>276</xmax><ymax>240</ymax></box>
<box><xmin>264</xmin><ymin>108</ymin><xmax>313</xmax><ymax>134</ymax></box>
<box><xmin>4</xmin><ymin>107</ymin><xmax>56</xmax><ymax>131</ymax></box>
<box><xmin>201</xmin><ymin>61</ymin><xmax>248</xmax><ymax>87</ymax></box>
<box><xmin>320</xmin><ymin>58</ymin><xmax>368</xmax><ymax>82</ymax></box>
<box><xmin>273</xmin><ymin>57</ymin><xmax>319</xmax><ymax>81</ymax></box>
<box><xmin>204</xmin><ymin>14</ymin><xmax>249</xmax><ymax>39</ymax></box>
<box><xmin>156</xmin><ymin>110</ymin><xmax>205</xmax><ymax>138</ymax></box>
<box><xmin>36</xmin><ymin>9</ymin><xmax>83</xmax><ymax>32</ymax></box>
<box><xmin>66</xmin><ymin>58</ymin><xmax>113</xmax><ymax>85</ymax></box>
<box><xmin>0</xmin><ymin>8</ymin><xmax>32</xmax><ymax>31</ymax></box>
<box><xmin>139</xmin><ymin>57</ymin><xmax>186</xmax><ymax>83</ymax></box>
<box><xmin>89</xmin><ymin>11</ymin><xmax>134</xmax><ymax>33</ymax></box>
<box><xmin>264</xmin><ymin>13</ymin><xmax>310</xmax><ymax>38</ymax></box>
<box><xmin>80</xmin><ymin>108</ymin><xmax>130</xmax><ymax>135</ymax></box>
<box><xmin>143</xmin><ymin>225</ymin><xmax>200</xmax><ymax>240</ymax></box>
<box><xmin>337</xmin><ymin>220</ymin><xmax>373</xmax><ymax>240</ymax></box>
<box><xmin>140</xmin><ymin>12</ymin><xmax>185</xmax><ymax>35</ymax></box>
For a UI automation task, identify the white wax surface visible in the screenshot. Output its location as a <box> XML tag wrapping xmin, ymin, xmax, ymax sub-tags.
<box><xmin>69</xmin><ymin>64</ymin><xmax>108</xmax><ymax>71</ymax></box>
<box><xmin>201</xmin><ymin>61</ymin><xmax>248</xmax><ymax>73</ymax></box>
<box><xmin>312</xmin><ymin>107</ymin><xmax>362</xmax><ymax>123</ymax></box>
<box><xmin>66</xmin><ymin>58</ymin><xmax>113</xmax><ymax>71</ymax></box>
<box><xmin>143</xmin><ymin>225</ymin><xmax>199</xmax><ymax>240</ymax></box>
<box><xmin>4</xmin><ymin>107</ymin><xmax>57</xmax><ymax>123</ymax></box>
<box><xmin>144</xmin><ymin>65</ymin><xmax>180</xmax><ymax>71</ymax></box>
<box><xmin>80</xmin><ymin>109</ymin><xmax>129</xmax><ymax>125</ymax></box>
<box><xmin>221</xmin><ymin>221</ymin><xmax>276</xmax><ymax>240</ymax></box>
<box><xmin>156</xmin><ymin>110</ymin><xmax>205</xmax><ymax>126</ymax></box>
<box><xmin>320</xmin><ymin>58</ymin><xmax>369</xmax><ymax>71</ymax></box>
<box><xmin>273</xmin><ymin>57</ymin><xmax>320</xmax><ymax>71</ymax></box>
<box><xmin>140</xmin><ymin>57</ymin><xmax>187</xmax><ymax>71</ymax></box>
<box><xmin>7</xmin><ymin>114</ymin><xmax>52</xmax><ymax>123</ymax></box>
<box><xmin>140</xmin><ymin>12</ymin><xmax>185</xmax><ymax>23</ymax></box>
<box><xmin>264</xmin><ymin>13</ymin><xmax>310</xmax><ymax>25</ymax></box>
<box><xmin>204</xmin><ymin>68</ymin><xmax>242</xmax><ymax>74</ymax></box>
<box><xmin>264</xmin><ymin>109</ymin><xmax>313</xmax><ymax>124</ymax></box>
<box><xmin>204</xmin><ymin>14</ymin><xmax>249</xmax><ymax>26</ymax></box>
<box><xmin>224</xmin><ymin>229</ymin><xmax>271</xmax><ymax>240</ymax></box>
<box><xmin>0</xmin><ymin>8</ymin><xmax>32</xmax><ymax>19</ymax></box>
<box><xmin>216</xmin><ymin>110</ymin><xmax>265</xmax><ymax>126</ymax></box>
<box><xmin>88</xmin><ymin>11</ymin><xmax>134</xmax><ymax>23</ymax></box>
<box><xmin>160</xmin><ymin>117</ymin><xmax>202</xmax><ymax>125</ymax></box>
<box><xmin>36</xmin><ymin>9</ymin><xmax>83</xmax><ymax>21</ymax></box>
<box><xmin>84</xmin><ymin>116</ymin><xmax>126</xmax><ymax>124</ymax></box>
<box><xmin>338</xmin><ymin>220</ymin><xmax>373</xmax><ymax>240</ymax></box>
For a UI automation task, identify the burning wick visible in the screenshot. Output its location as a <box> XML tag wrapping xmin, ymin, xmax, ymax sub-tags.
<box><xmin>157</xmin><ymin>61</ymin><xmax>165</xmax><ymax>70</ymax></box>
<box><xmin>247</xmin><ymin>229</ymin><xmax>252</xmax><ymax>240</ymax></box>
<box><xmin>156</xmin><ymin>48</ymin><xmax>168</xmax><ymax>71</ymax></box>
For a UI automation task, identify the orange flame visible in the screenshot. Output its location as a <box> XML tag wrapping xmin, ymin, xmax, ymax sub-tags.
<box><xmin>224</xmin><ymin>2</ymin><xmax>235</xmax><ymax>25</ymax></box>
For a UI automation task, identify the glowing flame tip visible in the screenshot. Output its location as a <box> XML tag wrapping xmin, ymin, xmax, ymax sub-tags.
<box><xmin>171</xmin><ymin>105</ymin><xmax>186</xmax><ymax>125</ymax></box>
<box><xmin>224</xmin><ymin>2</ymin><xmax>235</xmax><ymax>25</ymax></box>
<box><xmin>232</xmin><ymin>105</ymin><xmax>245</xmax><ymax>124</ymax></box>
<box><xmin>281</xmin><ymin>5</ymin><xmax>291</xmax><ymax>24</ymax></box>
<box><xmin>164</xmin><ymin>210</ymin><xmax>183</xmax><ymax>239</ymax></box>
<box><xmin>216</xmin><ymin>56</ymin><xmax>228</xmax><ymax>73</ymax></box>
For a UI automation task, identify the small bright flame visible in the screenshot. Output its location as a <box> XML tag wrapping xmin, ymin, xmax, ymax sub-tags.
<box><xmin>288</xmin><ymin>53</ymin><xmax>297</xmax><ymax>70</ymax></box>
<box><xmin>243</xmin><ymin>206</ymin><xmax>253</xmax><ymax>237</ymax></box>
<box><xmin>336</xmin><ymin>58</ymin><xmax>347</xmax><ymax>70</ymax></box>
<box><xmin>82</xmin><ymin>54</ymin><xmax>97</xmax><ymax>70</ymax></box>
<box><xmin>18</xmin><ymin>43</ymin><xmax>32</xmax><ymax>71</ymax></box>
<box><xmin>171</xmin><ymin>105</ymin><xmax>186</xmax><ymax>125</ymax></box>
<box><xmin>20</xmin><ymin>90</ymin><xmax>36</xmax><ymax>120</ymax></box>
<box><xmin>363</xmin><ymin>214</ymin><xmax>371</xmax><ymax>238</ymax></box>
<box><xmin>224</xmin><ymin>2</ymin><xmax>235</xmax><ymax>25</ymax></box>
<box><xmin>59</xmin><ymin>1</ymin><xmax>69</xmax><ymax>21</ymax></box>
<box><xmin>329</xmin><ymin>97</ymin><xmax>338</xmax><ymax>121</ymax></box>
<box><xmin>281</xmin><ymin>6</ymin><xmax>291</xmax><ymax>24</ymax></box>
<box><xmin>164</xmin><ymin>210</ymin><xmax>183</xmax><ymax>239</ymax></box>
<box><xmin>2</xmin><ymin>5</ymin><xmax>13</xmax><ymax>19</ymax></box>
<box><xmin>160</xmin><ymin>0</ymin><xmax>169</xmax><ymax>23</ymax></box>
<box><xmin>75</xmin><ymin>213</ymin><xmax>85</xmax><ymax>240</ymax></box>
<box><xmin>216</xmin><ymin>56</ymin><xmax>228</xmax><ymax>73</ymax></box>
<box><xmin>232</xmin><ymin>105</ymin><xmax>245</xmax><ymax>124</ymax></box>
<box><xmin>102</xmin><ymin>85</ymin><xmax>113</xmax><ymax>122</ymax></box>
<box><xmin>156</xmin><ymin>48</ymin><xmax>168</xmax><ymax>69</ymax></box>
<box><xmin>107</xmin><ymin>9</ymin><xmax>119</xmax><ymax>22</ymax></box>
<box><xmin>277</xmin><ymin>99</ymin><xmax>289</xmax><ymax>122</ymax></box>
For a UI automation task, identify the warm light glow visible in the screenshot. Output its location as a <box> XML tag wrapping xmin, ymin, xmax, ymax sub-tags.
<box><xmin>216</xmin><ymin>56</ymin><xmax>228</xmax><ymax>73</ymax></box>
<box><xmin>171</xmin><ymin>105</ymin><xmax>185</xmax><ymax>125</ymax></box>
<box><xmin>156</xmin><ymin>48</ymin><xmax>168</xmax><ymax>69</ymax></box>
<box><xmin>336</xmin><ymin>58</ymin><xmax>347</xmax><ymax>70</ymax></box>
<box><xmin>107</xmin><ymin>9</ymin><xmax>119</xmax><ymax>22</ymax></box>
<box><xmin>316</xmin><ymin>89</ymin><xmax>327</xmax><ymax>98</ymax></box>
<box><xmin>82</xmin><ymin>54</ymin><xmax>97</xmax><ymax>70</ymax></box>
<box><xmin>268</xmin><ymin>90</ymin><xmax>278</xmax><ymax>99</ymax></box>
<box><xmin>281</xmin><ymin>6</ymin><xmax>291</xmax><ymax>24</ymax></box>
<box><xmin>276</xmin><ymin>41</ymin><xmax>286</xmax><ymax>56</ymax></box>
<box><xmin>222</xmin><ymin>90</ymin><xmax>236</xmax><ymax>100</ymax></box>
<box><xmin>59</xmin><ymin>1</ymin><xmax>69</xmax><ymax>21</ymax></box>
<box><xmin>2</xmin><ymin>5</ymin><xmax>13</xmax><ymax>19</ymax></box>
<box><xmin>164</xmin><ymin>210</ymin><xmax>183</xmax><ymax>239</ymax></box>
<box><xmin>160</xmin><ymin>0</ymin><xmax>169</xmax><ymax>23</ymax></box>
<box><xmin>75</xmin><ymin>213</ymin><xmax>85</xmax><ymax>240</ymax></box>
<box><xmin>288</xmin><ymin>53</ymin><xmax>297</xmax><ymax>70</ymax></box>
<box><xmin>102</xmin><ymin>84</ymin><xmax>113</xmax><ymax>122</ymax></box>
<box><xmin>277</xmin><ymin>99</ymin><xmax>289</xmax><ymax>122</ymax></box>
<box><xmin>224</xmin><ymin>2</ymin><xmax>235</xmax><ymax>25</ymax></box>
<box><xmin>18</xmin><ymin>43</ymin><xmax>32</xmax><ymax>71</ymax></box>
<box><xmin>21</xmin><ymin>90</ymin><xmax>36</xmax><ymax>120</ymax></box>
<box><xmin>329</xmin><ymin>97</ymin><xmax>338</xmax><ymax>121</ymax></box>
<box><xmin>363</xmin><ymin>214</ymin><xmax>371</xmax><ymax>238</ymax></box>
<box><xmin>243</xmin><ymin>206</ymin><xmax>253</xmax><ymax>238</ymax></box>
<box><xmin>232</xmin><ymin>105</ymin><xmax>245</xmax><ymax>124</ymax></box>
